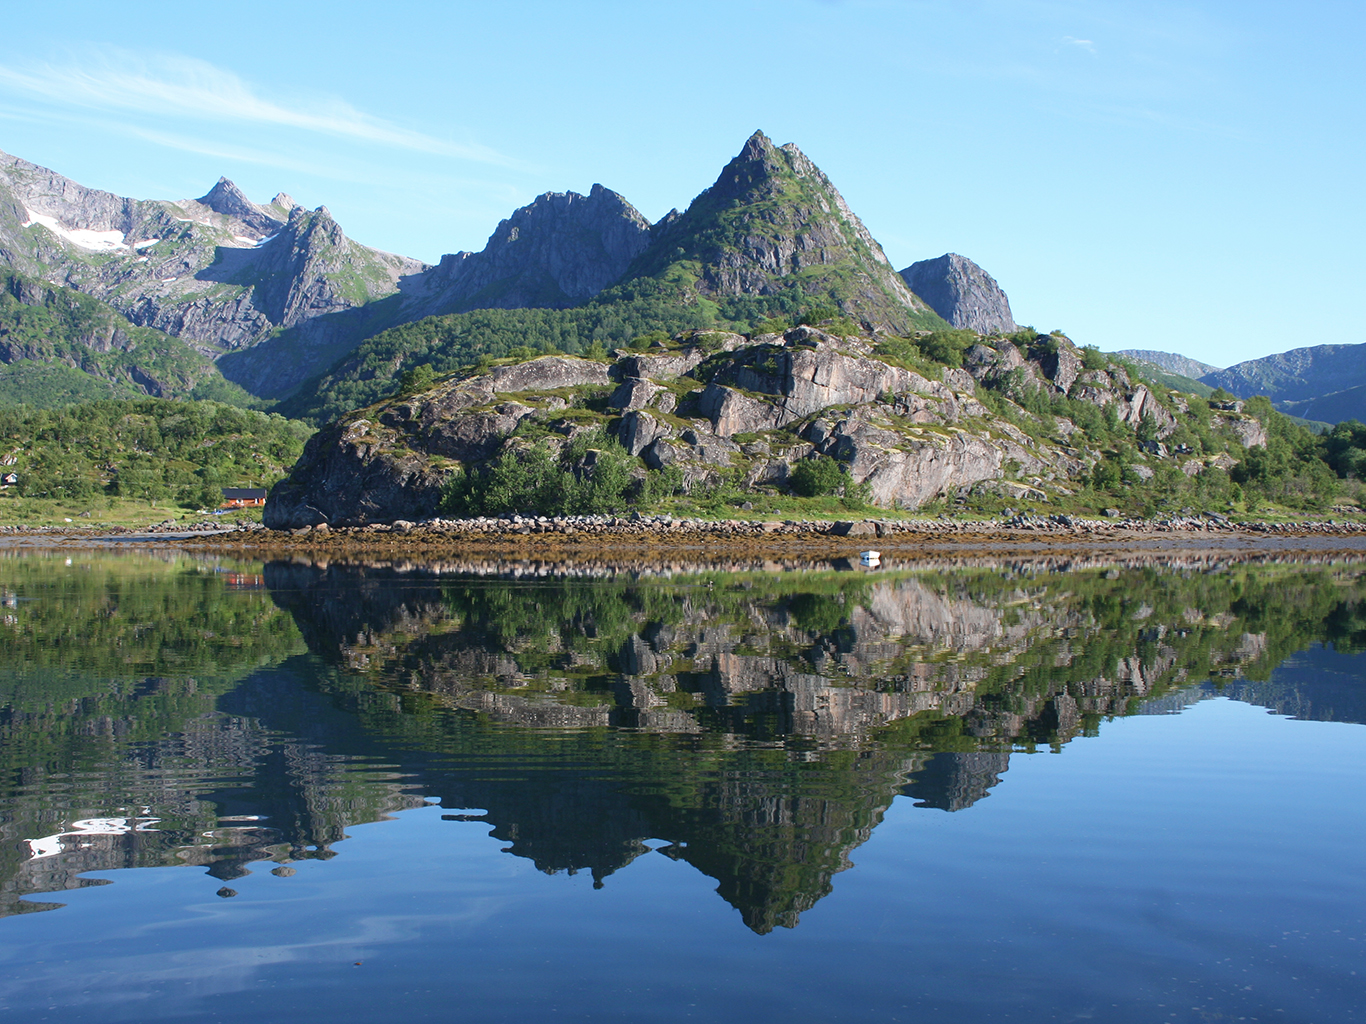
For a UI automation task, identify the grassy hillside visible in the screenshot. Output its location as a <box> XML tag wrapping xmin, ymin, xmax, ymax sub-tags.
<box><xmin>0</xmin><ymin>274</ymin><xmax>260</xmax><ymax>409</ymax></box>
<box><xmin>0</xmin><ymin>360</ymin><xmax>140</xmax><ymax>407</ymax></box>
<box><xmin>1120</xmin><ymin>357</ymin><xmax>1216</xmax><ymax>398</ymax></box>
<box><xmin>0</xmin><ymin>398</ymin><xmax>311</xmax><ymax>509</ymax></box>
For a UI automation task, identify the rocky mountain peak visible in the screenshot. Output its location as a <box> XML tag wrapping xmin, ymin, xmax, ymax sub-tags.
<box><xmin>900</xmin><ymin>254</ymin><xmax>1017</xmax><ymax>335</ymax></box>
<box><xmin>399</xmin><ymin>184</ymin><xmax>653</xmax><ymax>319</ymax></box>
<box><xmin>195</xmin><ymin>178</ymin><xmax>283</xmax><ymax>237</ymax></box>
<box><xmin>625</xmin><ymin>131</ymin><xmax>933</xmax><ymax>332</ymax></box>
<box><xmin>706</xmin><ymin>130</ymin><xmax>786</xmax><ymax>201</ymax></box>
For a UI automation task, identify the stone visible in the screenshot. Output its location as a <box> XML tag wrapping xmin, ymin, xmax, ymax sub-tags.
<box><xmin>1213</xmin><ymin>414</ymin><xmax>1268</xmax><ymax>448</ymax></box>
<box><xmin>698</xmin><ymin>384</ymin><xmax>782</xmax><ymax>436</ymax></box>
<box><xmin>1038</xmin><ymin>338</ymin><xmax>1083</xmax><ymax>394</ymax></box>
<box><xmin>608</xmin><ymin>377</ymin><xmax>663</xmax><ymax>411</ymax></box>
<box><xmin>485</xmin><ymin>356</ymin><xmax>611</xmax><ymax>394</ymax></box>
<box><xmin>618</xmin><ymin>410</ymin><xmax>670</xmax><ymax>456</ymax></box>
<box><xmin>831</xmin><ymin>520</ymin><xmax>877</xmax><ymax>537</ymax></box>
<box><xmin>618</xmin><ymin>350</ymin><xmax>706</xmax><ymax>381</ymax></box>
<box><xmin>898</xmin><ymin>253</ymin><xmax>1018</xmax><ymax>335</ymax></box>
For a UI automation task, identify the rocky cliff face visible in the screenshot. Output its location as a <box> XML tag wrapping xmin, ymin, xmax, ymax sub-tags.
<box><xmin>625</xmin><ymin>131</ymin><xmax>939</xmax><ymax>333</ymax></box>
<box><xmin>899</xmin><ymin>253</ymin><xmax>1017</xmax><ymax>335</ymax></box>
<box><xmin>402</xmin><ymin>185</ymin><xmax>653</xmax><ymax>319</ymax></box>
<box><xmin>0</xmin><ymin>149</ymin><xmax>427</xmax><ymax>397</ymax></box>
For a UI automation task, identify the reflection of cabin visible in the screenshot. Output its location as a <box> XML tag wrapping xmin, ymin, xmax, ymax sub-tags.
<box><xmin>220</xmin><ymin>488</ymin><xmax>268</xmax><ymax>509</ymax></box>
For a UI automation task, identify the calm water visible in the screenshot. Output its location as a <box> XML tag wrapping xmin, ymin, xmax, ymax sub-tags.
<box><xmin>0</xmin><ymin>549</ymin><xmax>1362</xmax><ymax>1023</ymax></box>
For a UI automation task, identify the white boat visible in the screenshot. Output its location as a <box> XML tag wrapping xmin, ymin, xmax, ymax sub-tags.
<box><xmin>859</xmin><ymin>550</ymin><xmax>881</xmax><ymax>566</ymax></box>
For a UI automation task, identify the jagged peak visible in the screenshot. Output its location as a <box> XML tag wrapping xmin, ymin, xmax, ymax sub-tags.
<box><xmin>703</xmin><ymin>131</ymin><xmax>839</xmax><ymax>207</ymax></box>
<box><xmin>196</xmin><ymin>177</ymin><xmax>255</xmax><ymax>215</ymax></box>
<box><xmin>271</xmin><ymin>192</ymin><xmax>297</xmax><ymax>211</ymax></box>
<box><xmin>739</xmin><ymin>129</ymin><xmax>778</xmax><ymax>162</ymax></box>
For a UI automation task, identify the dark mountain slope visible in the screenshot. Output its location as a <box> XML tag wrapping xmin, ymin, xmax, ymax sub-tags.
<box><xmin>0</xmin><ymin>273</ymin><xmax>255</xmax><ymax>407</ymax></box>
<box><xmin>1201</xmin><ymin>343</ymin><xmax>1366</xmax><ymax>424</ymax></box>
<box><xmin>399</xmin><ymin>185</ymin><xmax>653</xmax><ymax>319</ymax></box>
<box><xmin>899</xmin><ymin>253</ymin><xmax>1016</xmax><ymax>334</ymax></box>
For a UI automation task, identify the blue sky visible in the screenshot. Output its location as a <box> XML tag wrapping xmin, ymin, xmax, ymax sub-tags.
<box><xmin>0</xmin><ymin>0</ymin><xmax>1360</xmax><ymax>368</ymax></box>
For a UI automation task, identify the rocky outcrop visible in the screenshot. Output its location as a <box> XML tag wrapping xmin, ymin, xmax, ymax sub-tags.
<box><xmin>266</xmin><ymin>328</ymin><xmax>1088</xmax><ymax>526</ymax></box>
<box><xmin>266</xmin><ymin>318</ymin><xmax>1278</xmax><ymax>528</ymax></box>
<box><xmin>401</xmin><ymin>185</ymin><xmax>653</xmax><ymax>319</ymax></box>
<box><xmin>265</xmin><ymin>355</ymin><xmax>612</xmax><ymax>527</ymax></box>
<box><xmin>900</xmin><ymin>253</ymin><xmax>1017</xmax><ymax>335</ymax></box>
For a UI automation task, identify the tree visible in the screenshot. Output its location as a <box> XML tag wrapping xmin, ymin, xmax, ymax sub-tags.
<box><xmin>790</xmin><ymin>455</ymin><xmax>846</xmax><ymax>497</ymax></box>
<box><xmin>398</xmin><ymin>364</ymin><xmax>436</xmax><ymax>394</ymax></box>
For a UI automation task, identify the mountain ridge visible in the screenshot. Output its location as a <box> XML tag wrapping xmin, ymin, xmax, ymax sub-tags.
<box><xmin>0</xmin><ymin>132</ymin><xmax>1014</xmax><ymax>413</ymax></box>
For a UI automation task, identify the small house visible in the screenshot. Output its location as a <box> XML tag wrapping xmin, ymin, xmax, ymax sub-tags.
<box><xmin>0</xmin><ymin>473</ymin><xmax>16</xmax><ymax>486</ymax></box>
<box><xmin>220</xmin><ymin>488</ymin><xmax>268</xmax><ymax>509</ymax></box>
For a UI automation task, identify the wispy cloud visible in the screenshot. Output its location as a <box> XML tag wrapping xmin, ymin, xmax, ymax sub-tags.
<box><xmin>1062</xmin><ymin>35</ymin><xmax>1096</xmax><ymax>53</ymax></box>
<box><xmin>0</xmin><ymin>48</ymin><xmax>518</xmax><ymax>168</ymax></box>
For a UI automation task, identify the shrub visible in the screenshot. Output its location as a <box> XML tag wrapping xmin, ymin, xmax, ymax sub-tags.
<box><xmin>397</xmin><ymin>364</ymin><xmax>436</xmax><ymax>394</ymax></box>
<box><xmin>790</xmin><ymin>455</ymin><xmax>846</xmax><ymax>497</ymax></box>
<box><xmin>914</xmin><ymin>329</ymin><xmax>976</xmax><ymax>368</ymax></box>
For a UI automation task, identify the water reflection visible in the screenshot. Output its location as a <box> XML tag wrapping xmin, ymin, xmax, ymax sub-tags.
<box><xmin>1</xmin><ymin>550</ymin><xmax>1364</xmax><ymax>933</ymax></box>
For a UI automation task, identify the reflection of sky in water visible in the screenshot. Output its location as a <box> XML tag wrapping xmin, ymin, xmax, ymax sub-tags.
<box><xmin>0</xmin><ymin>553</ymin><xmax>1361</xmax><ymax>1022</ymax></box>
<box><xmin>1</xmin><ymin>700</ymin><xmax>1361</xmax><ymax>1024</ymax></box>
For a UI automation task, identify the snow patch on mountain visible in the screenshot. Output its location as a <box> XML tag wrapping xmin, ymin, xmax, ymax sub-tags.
<box><xmin>23</xmin><ymin>209</ymin><xmax>127</xmax><ymax>252</ymax></box>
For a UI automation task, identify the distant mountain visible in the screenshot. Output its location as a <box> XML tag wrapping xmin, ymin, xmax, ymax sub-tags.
<box><xmin>899</xmin><ymin>253</ymin><xmax>1016</xmax><ymax>334</ymax></box>
<box><xmin>1114</xmin><ymin>349</ymin><xmax>1222</xmax><ymax>379</ymax></box>
<box><xmin>0</xmin><ymin>149</ymin><xmax>427</xmax><ymax>398</ymax></box>
<box><xmin>0</xmin><ymin>150</ymin><xmax>425</xmax><ymax>352</ymax></box>
<box><xmin>1201</xmin><ymin>343</ymin><xmax>1366</xmax><ymax>407</ymax></box>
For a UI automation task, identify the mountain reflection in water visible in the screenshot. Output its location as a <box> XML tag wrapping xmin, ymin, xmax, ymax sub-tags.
<box><xmin>1</xmin><ymin>550</ymin><xmax>1365</xmax><ymax>934</ymax></box>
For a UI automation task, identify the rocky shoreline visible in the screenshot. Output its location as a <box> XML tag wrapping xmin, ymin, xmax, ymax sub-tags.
<box><xmin>5</xmin><ymin>510</ymin><xmax>1366</xmax><ymax>550</ymax></box>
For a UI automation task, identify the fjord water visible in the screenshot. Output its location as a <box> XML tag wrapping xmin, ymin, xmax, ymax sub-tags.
<box><xmin>0</xmin><ymin>552</ymin><xmax>1362</xmax><ymax>1023</ymax></box>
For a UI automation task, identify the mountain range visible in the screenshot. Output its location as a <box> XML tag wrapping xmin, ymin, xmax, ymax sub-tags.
<box><xmin>0</xmin><ymin>132</ymin><xmax>1024</xmax><ymax>415</ymax></box>
<box><xmin>1116</xmin><ymin>345</ymin><xmax>1366</xmax><ymax>425</ymax></box>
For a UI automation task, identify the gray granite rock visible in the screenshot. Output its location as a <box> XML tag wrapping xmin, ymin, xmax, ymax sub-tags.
<box><xmin>899</xmin><ymin>253</ymin><xmax>1017</xmax><ymax>334</ymax></box>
